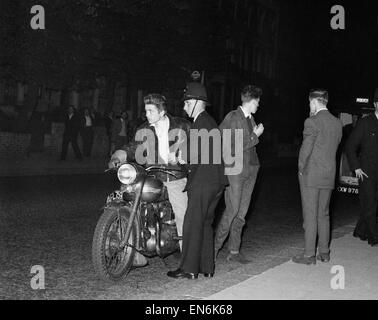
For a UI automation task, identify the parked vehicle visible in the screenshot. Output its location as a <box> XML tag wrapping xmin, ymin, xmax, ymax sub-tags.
<box><xmin>335</xmin><ymin>97</ymin><xmax>375</xmax><ymax>195</ymax></box>
<box><xmin>92</xmin><ymin>163</ymin><xmax>183</xmax><ymax>282</ymax></box>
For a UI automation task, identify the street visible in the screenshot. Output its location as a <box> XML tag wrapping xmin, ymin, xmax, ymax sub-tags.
<box><xmin>0</xmin><ymin>164</ymin><xmax>360</xmax><ymax>300</ymax></box>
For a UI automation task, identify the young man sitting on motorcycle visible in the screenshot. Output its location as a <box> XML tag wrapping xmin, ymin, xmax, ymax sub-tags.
<box><xmin>108</xmin><ymin>94</ymin><xmax>191</xmax><ymax>266</ymax></box>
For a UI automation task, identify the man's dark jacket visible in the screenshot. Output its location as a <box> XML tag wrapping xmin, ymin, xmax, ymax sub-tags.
<box><xmin>345</xmin><ymin>113</ymin><xmax>378</xmax><ymax>176</ymax></box>
<box><xmin>122</xmin><ymin>114</ymin><xmax>191</xmax><ymax>181</ymax></box>
<box><xmin>185</xmin><ymin>111</ymin><xmax>228</xmax><ymax>191</ymax></box>
<box><xmin>63</xmin><ymin>113</ymin><xmax>82</xmax><ymax>137</ymax></box>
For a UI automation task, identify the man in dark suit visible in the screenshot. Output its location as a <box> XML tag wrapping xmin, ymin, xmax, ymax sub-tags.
<box><xmin>214</xmin><ymin>85</ymin><xmax>264</xmax><ymax>264</ymax></box>
<box><xmin>167</xmin><ymin>82</ymin><xmax>227</xmax><ymax>279</ymax></box>
<box><xmin>60</xmin><ymin>106</ymin><xmax>83</xmax><ymax>161</ymax></box>
<box><xmin>346</xmin><ymin>89</ymin><xmax>378</xmax><ymax>246</ymax></box>
<box><xmin>293</xmin><ymin>89</ymin><xmax>342</xmax><ymax>264</ymax></box>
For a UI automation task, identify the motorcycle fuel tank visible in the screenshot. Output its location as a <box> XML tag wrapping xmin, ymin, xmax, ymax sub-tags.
<box><xmin>140</xmin><ymin>176</ymin><xmax>164</xmax><ymax>202</ymax></box>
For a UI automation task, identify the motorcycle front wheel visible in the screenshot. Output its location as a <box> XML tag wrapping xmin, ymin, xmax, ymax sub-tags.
<box><xmin>92</xmin><ymin>206</ymin><xmax>139</xmax><ymax>282</ymax></box>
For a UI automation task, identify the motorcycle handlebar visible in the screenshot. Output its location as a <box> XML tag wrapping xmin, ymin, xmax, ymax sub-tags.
<box><xmin>146</xmin><ymin>165</ymin><xmax>183</xmax><ymax>172</ymax></box>
<box><xmin>105</xmin><ymin>163</ymin><xmax>185</xmax><ymax>174</ymax></box>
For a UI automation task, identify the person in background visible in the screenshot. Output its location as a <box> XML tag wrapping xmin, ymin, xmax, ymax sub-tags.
<box><xmin>60</xmin><ymin>106</ymin><xmax>82</xmax><ymax>161</ymax></box>
<box><xmin>80</xmin><ymin>108</ymin><xmax>95</xmax><ymax>157</ymax></box>
<box><xmin>293</xmin><ymin>89</ymin><xmax>342</xmax><ymax>264</ymax></box>
<box><xmin>104</xmin><ymin>110</ymin><xmax>114</xmax><ymax>157</ymax></box>
<box><xmin>111</xmin><ymin>111</ymin><xmax>129</xmax><ymax>152</ymax></box>
<box><xmin>346</xmin><ymin>88</ymin><xmax>378</xmax><ymax>246</ymax></box>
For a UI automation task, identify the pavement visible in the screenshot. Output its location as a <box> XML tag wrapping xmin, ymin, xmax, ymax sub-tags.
<box><xmin>206</xmin><ymin>228</ymin><xmax>378</xmax><ymax>300</ymax></box>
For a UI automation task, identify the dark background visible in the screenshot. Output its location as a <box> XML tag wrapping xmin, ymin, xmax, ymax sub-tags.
<box><xmin>0</xmin><ymin>0</ymin><xmax>377</xmax><ymax>143</ymax></box>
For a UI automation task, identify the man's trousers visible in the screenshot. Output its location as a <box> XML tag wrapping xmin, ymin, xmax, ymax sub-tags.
<box><xmin>180</xmin><ymin>184</ymin><xmax>224</xmax><ymax>274</ymax></box>
<box><xmin>214</xmin><ymin>165</ymin><xmax>259</xmax><ymax>253</ymax></box>
<box><xmin>60</xmin><ymin>133</ymin><xmax>82</xmax><ymax>160</ymax></box>
<box><xmin>354</xmin><ymin>174</ymin><xmax>378</xmax><ymax>238</ymax></box>
<box><xmin>164</xmin><ymin>178</ymin><xmax>188</xmax><ymax>251</ymax></box>
<box><xmin>299</xmin><ymin>174</ymin><xmax>333</xmax><ymax>257</ymax></box>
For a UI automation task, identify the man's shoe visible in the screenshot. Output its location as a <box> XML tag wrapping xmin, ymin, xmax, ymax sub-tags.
<box><xmin>132</xmin><ymin>252</ymin><xmax>148</xmax><ymax>267</ymax></box>
<box><xmin>316</xmin><ymin>253</ymin><xmax>330</xmax><ymax>263</ymax></box>
<box><xmin>292</xmin><ymin>254</ymin><xmax>316</xmax><ymax>265</ymax></box>
<box><xmin>226</xmin><ymin>252</ymin><xmax>250</xmax><ymax>264</ymax></box>
<box><xmin>353</xmin><ymin>231</ymin><xmax>368</xmax><ymax>241</ymax></box>
<box><xmin>167</xmin><ymin>268</ymin><xmax>198</xmax><ymax>279</ymax></box>
<box><xmin>202</xmin><ymin>273</ymin><xmax>214</xmax><ymax>278</ymax></box>
<box><xmin>368</xmin><ymin>237</ymin><xmax>378</xmax><ymax>247</ymax></box>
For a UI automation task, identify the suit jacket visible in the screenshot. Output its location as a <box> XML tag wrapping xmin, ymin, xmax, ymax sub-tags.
<box><xmin>219</xmin><ymin>106</ymin><xmax>260</xmax><ymax>176</ymax></box>
<box><xmin>298</xmin><ymin>109</ymin><xmax>342</xmax><ymax>189</ymax></box>
<box><xmin>122</xmin><ymin>114</ymin><xmax>191</xmax><ymax>181</ymax></box>
<box><xmin>345</xmin><ymin>113</ymin><xmax>378</xmax><ymax>176</ymax></box>
<box><xmin>185</xmin><ymin>111</ymin><xmax>228</xmax><ymax>191</ymax></box>
<box><xmin>63</xmin><ymin>113</ymin><xmax>81</xmax><ymax>137</ymax></box>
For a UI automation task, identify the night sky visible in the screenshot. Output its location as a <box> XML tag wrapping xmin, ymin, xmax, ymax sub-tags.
<box><xmin>282</xmin><ymin>0</ymin><xmax>377</xmax><ymax>103</ymax></box>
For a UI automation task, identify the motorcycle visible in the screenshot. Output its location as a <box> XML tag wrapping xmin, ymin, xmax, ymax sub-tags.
<box><xmin>92</xmin><ymin>162</ymin><xmax>183</xmax><ymax>282</ymax></box>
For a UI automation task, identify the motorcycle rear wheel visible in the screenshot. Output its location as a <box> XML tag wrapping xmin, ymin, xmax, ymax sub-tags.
<box><xmin>92</xmin><ymin>206</ymin><xmax>139</xmax><ymax>282</ymax></box>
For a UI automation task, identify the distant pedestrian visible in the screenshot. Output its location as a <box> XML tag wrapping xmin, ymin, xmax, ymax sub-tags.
<box><xmin>104</xmin><ymin>111</ymin><xmax>114</xmax><ymax>157</ymax></box>
<box><xmin>293</xmin><ymin>89</ymin><xmax>342</xmax><ymax>265</ymax></box>
<box><xmin>60</xmin><ymin>106</ymin><xmax>83</xmax><ymax>161</ymax></box>
<box><xmin>80</xmin><ymin>108</ymin><xmax>95</xmax><ymax>157</ymax></box>
<box><xmin>111</xmin><ymin>111</ymin><xmax>129</xmax><ymax>151</ymax></box>
<box><xmin>214</xmin><ymin>84</ymin><xmax>264</xmax><ymax>264</ymax></box>
<box><xmin>346</xmin><ymin>88</ymin><xmax>378</xmax><ymax>246</ymax></box>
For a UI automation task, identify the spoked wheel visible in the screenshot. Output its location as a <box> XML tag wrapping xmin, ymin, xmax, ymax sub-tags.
<box><xmin>92</xmin><ymin>206</ymin><xmax>139</xmax><ymax>282</ymax></box>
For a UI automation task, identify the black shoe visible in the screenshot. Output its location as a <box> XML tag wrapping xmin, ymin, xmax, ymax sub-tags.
<box><xmin>316</xmin><ymin>253</ymin><xmax>330</xmax><ymax>263</ymax></box>
<box><xmin>292</xmin><ymin>254</ymin><xmax>316</xmax><ymax>265</ymax></box>
<box><xmin>167</xmin><ymin>268</ymin><xmax>198</xmax><ymax>279</ymax></box>
<box><xmin>368</xmin><ymin>237</ymin><xmax>378</xmax><ymax>247</ymax></box>
<box><xmin>202</xmin><ymin>273</ymin><xmax>214</xmax><ymax>278</ymax></box>
<box><xmin>353</xmin><ymin>231</ymin><xmax>368</xmax><ymax>241</ymax></box>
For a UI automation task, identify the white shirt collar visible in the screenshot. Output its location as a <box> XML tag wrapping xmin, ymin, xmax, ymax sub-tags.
<box><xmin>240</xmin><ymin>106</ymin><xmax>251</xmax><ymax>118</ymax></box>
<box><xmin>194</xmin><ymin>110</ymin><xmax>205</xmax><ymax>123</ymax></box>
<box><xmin>315</xmin><ymin>107</ymin><xmax>328</xmax><ymax>115</ymax></box>
<box><xmin>150</xmin><ymin>115</ymin><xmax>170</xmax><ymax>164</ymax></box>
<box><xmin>151</xmin><ymin>115</ymin><xmax>169</xmax><ymax>131</ymax></box>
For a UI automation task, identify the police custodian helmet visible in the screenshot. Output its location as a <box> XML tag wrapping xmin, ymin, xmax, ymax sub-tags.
<box><xmin>183</xmin><ymin>82</ymin><xmax>208</xmax><ymax>102</ymax></box>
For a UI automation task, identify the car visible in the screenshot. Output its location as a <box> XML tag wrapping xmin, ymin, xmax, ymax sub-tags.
<box><xmin>334</xmin><ymin>97</ymin><xmax>375</xmax><ymax>195</ymax></box>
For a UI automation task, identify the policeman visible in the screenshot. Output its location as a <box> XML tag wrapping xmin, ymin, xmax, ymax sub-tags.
<box><xmin>346</xmin><ymin>88</ymin><xmax>378</xmax><ymax>246</ymax></box>
<box><xmin>167</xmin><ymin>82</ymin><xmax>227</xmax><ymax>279</ymax></box>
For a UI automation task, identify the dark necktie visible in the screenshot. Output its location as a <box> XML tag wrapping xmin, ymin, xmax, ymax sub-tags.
<box><xmin>246</xmin><ymin>115</ymin><xmax>254</xmax><ymax>134</ymax></box>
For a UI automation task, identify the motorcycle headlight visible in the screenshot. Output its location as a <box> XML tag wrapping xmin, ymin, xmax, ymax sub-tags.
<box><xmin>117</xmin><ymin>164</ymin><xmax>137</xmax><ymax>185</ymax></box>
